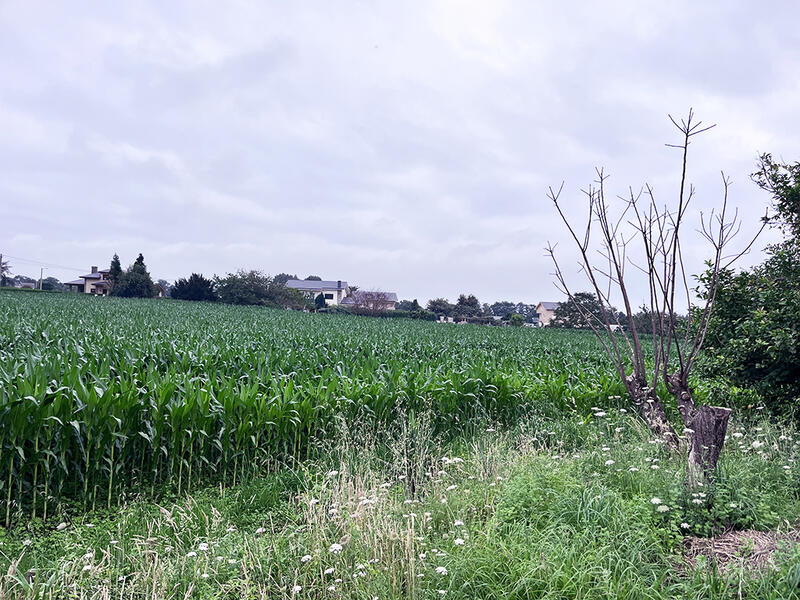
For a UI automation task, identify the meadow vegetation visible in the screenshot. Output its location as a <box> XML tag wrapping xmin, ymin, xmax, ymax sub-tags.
<box><xmin>1</xmin><ymin>291</ymin><xmax>798</xmax><ymax>598</ymax></box>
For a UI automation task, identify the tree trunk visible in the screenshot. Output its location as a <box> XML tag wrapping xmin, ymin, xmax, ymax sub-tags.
<box><xmin>625</xmin><ymin>375</ymin><xmax>679</xmax><ymax>449</ymax></box>
<box><xmin>686</xmin><ymin>405</ymin><xmax>732</xmax><ymax>488</ymax></box>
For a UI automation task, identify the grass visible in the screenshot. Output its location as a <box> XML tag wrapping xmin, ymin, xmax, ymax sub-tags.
<box><xmin>2</xmin><ymin>411</ymin><xmax>799</xmax><ymax>599</ymax></box>
<box><xmin>2</xmin><ymin>292</ymin><xmax>799</xmax><ymax>598</ymax></box>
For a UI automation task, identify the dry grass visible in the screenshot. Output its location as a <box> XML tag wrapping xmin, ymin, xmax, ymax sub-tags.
<box><xmin>683</xmin><ymin>528</ymin><xmax>800</xmax><ymax>574</ymax></box>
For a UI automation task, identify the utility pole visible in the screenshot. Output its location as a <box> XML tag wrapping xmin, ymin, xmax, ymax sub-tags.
<box><xmin>39</xmin><ymin>267</ymin><xmax>44</xmax><ymax>290</ymax></box>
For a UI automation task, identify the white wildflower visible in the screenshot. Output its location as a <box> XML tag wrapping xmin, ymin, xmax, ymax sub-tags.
<box><xmin>329</xmin><ymin>543</ymin><xmax>343</xmax><ymax>554</ymax></box>
<box><xmin>301</xmin><ymin>554</ymin><xmax>312</xmax><ymax>563</ymax></box>
<box><xmin>454</xmin><ymin>538</ymin><xmax>465</xmax><ymax>546</ymax></box>
<box><xmin>436</xmin><ymin>566</ymin><xmax>448</xmax><ymax>575</ymax></box>
<box><xmin>56</xmin><ymin>522</ymin><xmax>68</xmax><ymax>531</ymax></box>
<box><xmin>650</xmin><ymin>497</ymin><xmax>662</xmax><ymax>505</ymax></box>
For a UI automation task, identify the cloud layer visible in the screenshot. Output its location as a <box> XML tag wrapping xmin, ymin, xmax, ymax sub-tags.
<box><xmin>3</xmin><ymin>1</ymin><xmax>798</xmax><ymax>305</ymax></box>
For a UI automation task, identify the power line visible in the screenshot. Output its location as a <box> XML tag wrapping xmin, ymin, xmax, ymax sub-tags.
<box><xmin>2</xmin><ymin>254</ymin><xmax>88</xmax><ymax>272</ymax></box>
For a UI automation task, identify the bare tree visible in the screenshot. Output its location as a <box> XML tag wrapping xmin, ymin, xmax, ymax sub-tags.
<box><xmin>350</xmin><ymin>290</ymin><xmax>394</xmax><ymax>315</ymax></box>
<box><xmin>547</xmin><ymin>110</ymin><xmax>765</xmax><ymax>486</ymax></box>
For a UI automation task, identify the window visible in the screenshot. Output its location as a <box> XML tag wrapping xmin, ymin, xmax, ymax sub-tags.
<box><xmin>324</xmin><ymin>293</ymin><xmax>333</xmax><ymax>300</ymax></box>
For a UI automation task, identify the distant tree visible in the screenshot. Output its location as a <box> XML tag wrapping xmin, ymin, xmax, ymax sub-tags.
<box><xmin>12</xmin><ymin>275</ymin><xmax>36</xmax><ymax>287</ymax></box>
<box><xmin>172</xmin><ymin>273</ymin><xmax>217</xmax><ymax>301</ymax></box>
<box><xmin>550</xmin><ymin>292</ymin><xmax>609</xmax><ymax>328</ymax></box>
<box><xmin>214</xmin><ymin>270</ymin><xmax>305</xmax><ymax>308</ymax></box>
<box><xmin>454</xmin><ymin>294</ymin><xmax>481</xmax><ymax>318</ymax></box>
<box><xmin>113</xmin><ymin>253</ymin><xmax>157</xmax><ymax>298</ymax></box>
<box><xmin>156</xmin><ymin>279</ymin><xmax>171</xmax><ymax>297</ymax></box>
<box><xmin>509</xmin><ymin>313</ymin><xmax>525</xmax><ymax>327</ymax></box>
<box><xmin>397</xmin><ymin>299</ymin><xmax>421</xmax><ymax>311</ymax></box>
<box><xmin>108</xmin><ymin>254</ymin><xmax>122</xmax><ymax>289</ymax></box>
<box><xmin>0</xmin><ymin>256</ymin><xmax>11</xmax><ymax>286</ymax></box>
<box><xmin>426</xmin><ymin>297</ymin><xmax>454</xmax><ymax>317</ymax></box>
<box><xmin>350</xmin><ymin>290</ymin><xmax>394</xmax><ymax>315</ymax></box>
<box><xmin>273</xmin><ymin>273</ymin><xmax>297</xmax><ymax>287</ymax></box>
<box><xmin>490</xmin><ymin>301</ymin><xmax>516</xmax><ymax>318</ymax></box>
<box><xmin>41</xmin><ymin>277</ymin><xmax>65</xmax><ymax>292</ymax></box>
<box><xmin>315</xmin><ymin>292</ymin><xmax>326</xmax><ymax>310</ymax></box>
<box><xmin>305</xmin><ymin>275</ymin><xmax>322</xmax><ymax>281</ymax></box>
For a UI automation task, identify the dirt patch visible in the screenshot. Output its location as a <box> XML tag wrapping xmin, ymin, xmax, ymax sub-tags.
<box><xmin>683</xmin><ymin>529</ymin><xmax>800</xmax><ymax>574</ymax></box>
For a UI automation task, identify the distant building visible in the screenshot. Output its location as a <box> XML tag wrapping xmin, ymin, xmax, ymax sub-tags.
<box><xmin>285</xmin><ymin>279</ymin><xmax>350</xmax><ymax>306</ymax></box>
<box><xmin>66</xmin><ymin>266</ymin><xmax>111</xmax><ymax>296</ymax></box>
<box><xmin>535</xmin><ymin>301</ymin><xmax>561</xmax><ymax>326</ymax></box>
<box><xmin>341</xmin><ymin>290</ymin><xmax>398</xmax><ymax>311</ymax></box>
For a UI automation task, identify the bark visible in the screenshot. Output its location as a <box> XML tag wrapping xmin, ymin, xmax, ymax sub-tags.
<box><xmin>625</xmin><ymin>375</ymin><xmax>679</xmax><ymax>449</ymax></box>
<box><xmin>686</xmin><ymin>405</ymin><xmax>732</xmax><ymax>488</ymax></box>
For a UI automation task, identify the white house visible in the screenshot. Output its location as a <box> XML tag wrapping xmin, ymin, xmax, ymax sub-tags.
<box><xmin>66</xmin><ymin>266</ymin><xmax>112</xmax><ymax>296</ymax></box>
<box><xmin>285</xmin><ymin>279</ymin><xmax>350</xmax><ymax>306</ymax></box>
<box><xmin>535</xmin><ymin>301</ymin><xmax>561</xmax><ymax>326</ymax></box>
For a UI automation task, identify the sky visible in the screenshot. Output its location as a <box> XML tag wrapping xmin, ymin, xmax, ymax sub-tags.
<box><xmin>2</xmin><ymin>1</ymin><xmax>799</xmax><ymax>306</ymax></box>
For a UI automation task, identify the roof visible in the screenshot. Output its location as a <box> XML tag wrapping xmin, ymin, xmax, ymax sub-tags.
<box><xmin>66</xmin><ymin>279</ymin><xmax>85</xmax><ymax>286</ymax></box>
<box><xmin>537</xmin><ymin>301</ymin><xmax>561</xmax><ymax>310</ymax></box>
<box><xmin>285</xmin><ymin>279</ymin><xmax>348</xmax><ymax>291</ymax></box>
<box><xmin>341</xmin><ymin>290</ymin><xmax>398</xmax><ymax>304</ymax></box>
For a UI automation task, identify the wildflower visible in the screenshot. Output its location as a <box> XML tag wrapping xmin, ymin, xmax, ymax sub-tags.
<box><xmin>656</xmin><ymin>505</ymin><xmax>670</xmax><ymax>513</ymax></box>
<box><xmin>228</xmin><ymin>559</ymin><xmax>237</xmax><ymax>564</ymax></box>
<box><xmin>439</xmin><ymin>591</ymin><xmax>447</xmax><ymax>596</ymax></box>
<box><xmin>327</xmin><ymin>585</ymin><xmax>336</xmax><ymax>591</ymax></box>
<box><xmin>692</xmin><ymin>498</ymin><xmax>703</xmax><ymax>505</ymax></box>
<box><xmin>651</xmin><ymin>465</ymin><xmax>660</xmax><ymax>470</ymax></box>
<box><xmin>82</xmin><ymin>565</ymin><xmax>92</xmax><ymax>572</ymax></box>
<box><xmin>680</xmin><ymin>522</ymin><xmax>690</xmax><ymax>529</ymax></box>
<box><xmin>454</xmin><ymin>538</ymin><xmax>465</xmax><ymax>546</ymax></box>
<box><xmin>56</xmin><ymin>522</ymin><xmax>68</xmax><ymax>531</ymax></box>
<box><xmin>226</xmin><ymin>526</ymin><xmax>236</xmax><ymax>532</ymax></box>
<box><xmin>329</xmin><ymin>543</ymin><xmax>343</xmax><ymax>554</ymax></box>
<box><xmin>198</xmin><ymin>543</ymin><xmax>209</xmax><ymax>552</ymax></box>
<box><xmin>327</xmin><ymin>470</ymin><xmax>339</xmax><ymax>478</ymax></box>
<box><xmin>784</xmin><ymin>465</ymin><xmax>792</xmax><ymax>470</ymax></box>
<box><xmin>629</xmin><ymin>467</ymin><xmax>639</xmax><ymax>472</ymax></box>
<box><xmin>751</xmin><ymin>440</ymin><xmax>764</xmax><ymax>449</ymax></box>
<box><xmin>605</xmin><ymin>460</ymin><xmax>615</xmax><ymax>466</ymax></box>
<box><xmin>732</xmin><ymin>432</ymin><xmax>743</xmax><ymax>438</ymax></box>
<box><xmin>454</xmin><ymin>520</ymin><xmax>464</xmax><ymax>527</ymax></box>
<box><xmin>301</xmin><ymin>554</ymin><xmax>312</xmax><ymax>563</ymax></box>
<box><xmin>729</xmin><ymin>503</ymin><xmax>737</xmax><ymax>508</ymax></box>
<box><xmin>255</xmin><ymin>527</ymin><xmax>266</xmax><ymax>535</ymax></box>
<box><xmin>201</xmin><ymin>573</ymin><xmax>209</xmax><ymax>579</ymax></box>
<box><xmin>324</xmin><ymin>567</ymin><xmax>335</xmax><ymax>575</ymax></box>
<box><xmin>292</xmin><ymin>584</ymin><xmax>302</xmax><ymax>593</ymax></box>
<box><xmin>447</xmin><ymin>484</ymin><xmax>457</xmax><ymax>491</ymax></box>
<box><xmin>110</xmin><ymin>540</ymin><xmax>118</xmax><ymax>545</ymax></box>
<box><xmin>22</xmin><ymin>539</ymin><xmax>32</xmax><ymax>547</ymax></box>
<box><xmin>650</xmin><ymin>497</ymin><xmax>662</xmax><ymax>505</ymax></box>
<box><xmin>594</xmin><ymin>411</ymin><xmax>607</xmax><ymax>417</ymax></box>
<box><xmin>186</xmin><ymin>551</ymin><xmax>197</xmax><ymax>558</ymax></box>
<box><xmin>436</xmin><ymin>566</ymin><xmax>448</xmax><ymax>575</ymax></box>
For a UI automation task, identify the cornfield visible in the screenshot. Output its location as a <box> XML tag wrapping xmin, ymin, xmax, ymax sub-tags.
<box><xmin>0</xmin><ymin>290</ymin><xmax>627</xmax><ymax>525</ymax></box>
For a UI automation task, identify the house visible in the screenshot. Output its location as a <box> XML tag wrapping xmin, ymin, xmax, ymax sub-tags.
<box><xmin>340</xmin><ymin>290</ymin><xmax>398</xmax><ymax>311</ymax></box>
<box><xmin>535</xmin><ymin>301</ymin><xmax>561</xmax><ymax>326</ymax></box>
<box><xmin>66</xmin><ymin>266</ymin><xmax>112</xmax><ymax>296</ymax></box>
<box><xmin>285</xmin><ymin>279</ymin><xmax>350</xmax><ymax>306</ymax></box>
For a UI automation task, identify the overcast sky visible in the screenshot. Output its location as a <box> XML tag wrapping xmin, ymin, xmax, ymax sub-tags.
<box><xmin>2</xmin><ymin>1</ymin><xmax>798</xmax><ymax>306</ymax></box>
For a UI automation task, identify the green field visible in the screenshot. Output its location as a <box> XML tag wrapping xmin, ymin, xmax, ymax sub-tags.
<box><xmin>1</xmin><ymin>291</ymin><xmax>799</xmax><ymax>599</ymax></box>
